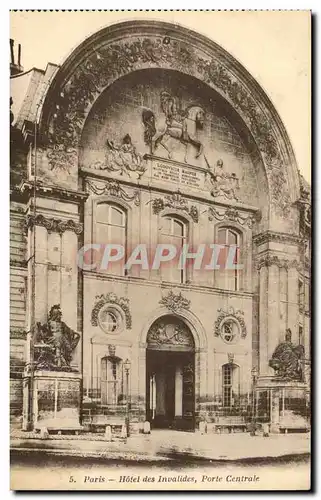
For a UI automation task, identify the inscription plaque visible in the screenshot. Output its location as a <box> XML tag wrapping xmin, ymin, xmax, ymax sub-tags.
<box><xmin>152</xmin><ymin>162</ymin><xmax>203</xmax><ymax>189</ymax></box>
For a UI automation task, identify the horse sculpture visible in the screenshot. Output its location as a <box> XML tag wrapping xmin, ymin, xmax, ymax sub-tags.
<box><xmin>142</xmin><ymin>96</ymin><xmax>205</xmax><ymax>163</ymax></box>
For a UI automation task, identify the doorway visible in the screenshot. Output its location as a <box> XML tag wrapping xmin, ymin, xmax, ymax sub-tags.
<box><xmin>145</xmin><ymin>316</ymin><xmax>195</xmax><ymax>431</ymax></box>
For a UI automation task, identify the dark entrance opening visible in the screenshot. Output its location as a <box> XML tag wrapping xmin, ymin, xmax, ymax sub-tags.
<box><xmin>145</xmin><ymin>316</ymin><xmax>195</xmax><ymax>431</ymax></box>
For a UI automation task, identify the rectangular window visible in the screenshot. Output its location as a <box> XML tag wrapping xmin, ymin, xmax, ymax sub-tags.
<box><xmin>161</xmin><ymin>217</ymin><xmax>187</xmax><ymax>284</ymax></box>
<box><xmin>216</xmin><ymin>228</ymin><xmax>241</xmax><ymax>291</ymax></box>
<box><xmin>95</xmin><ymin>204</ymin><xmax>127</xmax><ymax>276</ymax></box>
<box><xmin>101</xmin><ymin>357</ymin><xmax>123</xmax><ymax>405</ymax></box>
<box><xmin>222</xmin><ymin>364</ymin><xmax>232</xmax><ymax>407</ymax></box>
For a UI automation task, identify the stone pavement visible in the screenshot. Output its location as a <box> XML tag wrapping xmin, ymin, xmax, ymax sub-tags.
<box><xmin>10</xmin><ymin>429</ymin><xmax>310</xmax><ymax>463</ymax></box>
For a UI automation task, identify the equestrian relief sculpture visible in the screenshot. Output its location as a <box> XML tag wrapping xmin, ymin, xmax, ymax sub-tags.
<box><xmin>142</xmin><ymin>91</ymin><xmax>205</xmax><ymax>163</ymax></box>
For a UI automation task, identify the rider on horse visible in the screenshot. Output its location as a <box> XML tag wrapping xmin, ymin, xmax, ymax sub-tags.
<box><xmin>160</xmin><ymin>91</ymin><xmax>188</xmax><ymax>140</ymax></box>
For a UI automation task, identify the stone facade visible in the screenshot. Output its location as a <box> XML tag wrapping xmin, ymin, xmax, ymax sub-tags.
<box><xmin>10</xmin><ymin>21</ymin><xmax>310</xmax><ymax>432</ymax></box>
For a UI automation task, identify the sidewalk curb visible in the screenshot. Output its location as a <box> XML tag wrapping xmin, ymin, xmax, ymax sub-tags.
<box><xmin>10</xmin><ymin>445</ymin><xmax>311</xmax><ymax>465</ymax></box>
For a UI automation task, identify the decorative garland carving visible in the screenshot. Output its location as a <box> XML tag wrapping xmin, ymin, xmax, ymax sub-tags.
<box><xmin>26</xmin><ymin>214</ymin><xmax>83</xmax><ymax>235</ymax></box>
<box><xmin>214</xmin><ymin>306</ymin><xmax>247</xmax><ymax>339</ymax></box>
<box><xmin>159</xmin><ymin>290</ymin><xmax>191</xmax><ymax>313</ymax></box>
<box><xmin>46</xmin><ymin>33</ymin><xmax>291</xmax><ymax>215</ymax></box>
<box><xmin>256</xmin><ymin>254</ymin><xmax>300</xmax><ymax>271</ymax></box>
<box><xmin>208</xmin><ymin>206</ymin><xmax>260</xmax><ymax>228</ymax></box>
<box><xmin>149</xmin><ymin>192</ymin><xmax>199</xmax><ymax>223</ymax></box>
<box><xmin>91</xmin><ymin>292</ymin><xmax>132</xmax><ymax>329</ymax></box>
<box><xmin>86</xmin><ymin>179</ymin><xmax>140</xmax><ymax>206</ymax></box>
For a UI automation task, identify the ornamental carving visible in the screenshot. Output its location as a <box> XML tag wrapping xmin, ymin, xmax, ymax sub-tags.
<box><xmin>227</xmin><ymin>352</ymin><xmax>235</xmax><ymax>364</ymax></box>
<box><xmin>159</xmin><ymin>290</ymin><xmax>191</xmax><ymax>313</ymax></box>
<box><xmin>269</xmin><ymin>329</ymin><xmax>305</xmax><ymax>381</ymax></box>
<box><xmin>108</xmin><ymin>344</ymin><xmax>116</xmax><ymax>357</ymax></box>
<box><xmin>147</xmin><ymin>318</ymin><xmax>194</xmax><ymax>348</ymax></box>
<box><xmin>253</xmin><ymin>231</ymin><xmax>301</xmax><ymax>246</ymax></box>
<box><xmin>214</xmin><ymin>306</ymin><xmax>247</xmax><ymax>339</ymax></box>
<box><xmin>34</xmin><ymin>305</ymin><xmax>80</xmax><ymax>372</ymax></box>
<box><xmin>256</xmin><ymin>254</ymin><xmax>300</xmax><ymax>271</ymax></box>
<box><xmin>208</xmin><ymin>206</ymin><xmax>260</xmax><ymax>229</ymax></box>
<box><xmin>149</xmin><ymin>192</ymin><xmax>199</xmax><ymax>222</ymax></box>
<box><xmin>86</xmin><ymin>179</ymin><xmax>140</xmax><ymax>206</ymax></box>
<box><xmin>47</xmin><ymin>145</ymin><xmax>78</xmax><ymax>174</ymax></box>
<box><xmin>205</xmin><ymin>159</ymin><xmax>239</xmax><ymax>201</ymax></box>
<box><xmin>91</xmin><ymin>292</ymin><xmax>132</xmax><ymax>330</ymax></box>
<box><xmin>10</xmin><ymin>328</ymin><xmax>27</xmax><ymax>340</ymax></box>
<box><xmin>88</xmin><ymin>134</ymin><xmax>147</xmax><ymax>179</ymax></box>
<box><xmin>26</xmin><ymin>214</ymin><xmax>83</xmax><ymax>235</ymax></box>
<box><xmin>142</xmin><ymin>91</ymin><xmax>205</xmax><ymax>163</ymax></box>
<box><xmin>45</xmin><ymin>32</ymin><xmax>291</xmax><ymax>215</ymax></box>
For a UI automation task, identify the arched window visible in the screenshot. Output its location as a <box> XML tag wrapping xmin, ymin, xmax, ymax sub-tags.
<box><xmin>217</xmin><ymin>227</ymin><xmax>241</xmax><ymax>291</ymax></box>
<box><xmin>101</xmin><ymin>356</ymin><xmax>124</xmax><ymax>405</ymax></box>
<box><xmin>222</xmin><ymin>363</ymin><xmax>240</xmax><ymax>407</ymax></box>
<box><xmin>96</xmin><ymin>203</ymin><xmax>127</xmax><ymax>276</ymax></box>
<box><xmin>161</xmin><ymin>216</ymin><xmax>187</xmax><ymax>283</ymax></box>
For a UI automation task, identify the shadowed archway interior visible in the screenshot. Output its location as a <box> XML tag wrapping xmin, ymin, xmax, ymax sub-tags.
<box><xmin>146</xmin><ymin>315</ymin><xmax>195</xmax><ymax>431</ymax></box>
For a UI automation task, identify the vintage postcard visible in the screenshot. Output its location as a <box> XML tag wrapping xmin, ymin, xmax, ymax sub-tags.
<box><xmin>9</xmin><ymin>10</ymin><xmax>311</xmax><ymax>491</ymax></box>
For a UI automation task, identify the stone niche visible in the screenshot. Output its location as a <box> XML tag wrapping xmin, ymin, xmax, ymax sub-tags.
<box><xmin>80</xmin><ymin>68</ymin><xmax>262</xmax><ymax>208</ymax></box>
<box><xmin>29</xmin><ymin>371</ymin><xmax>82</xmax><ymax>431</ymax></box>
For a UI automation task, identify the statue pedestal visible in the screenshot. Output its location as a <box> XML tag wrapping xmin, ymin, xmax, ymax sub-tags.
<box><xmin>256</xmin><ymin>376</ymin><xmax>308</xmax><ymax>433</ymax></box>
<box><xmin>23</xmin><ymin>371</ymin><xmax>82</xmax><ymax>431</ymax></box>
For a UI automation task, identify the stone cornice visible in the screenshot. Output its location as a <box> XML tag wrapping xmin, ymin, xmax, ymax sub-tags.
<box><xmin>26</xmin><ymin>213</ymin><xmax>83</xmax><ymax>235</ymax></box>
<box><xmin>253</xmin><ymin>231</ymin><xmax>301</xmax><ymax>246</ymax></box>
<box><xmin>14</xmin><ymin>181</ymin><xmax>89</xmax><ymax>204</ymax></box>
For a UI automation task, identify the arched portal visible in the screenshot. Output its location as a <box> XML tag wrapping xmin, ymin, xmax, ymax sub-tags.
<box><xmin>146</xmin><ymin>315</ymin><xmax>195</xmax><ymax>431</ymax></box>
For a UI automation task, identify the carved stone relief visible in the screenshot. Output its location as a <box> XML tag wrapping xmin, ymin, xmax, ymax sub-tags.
<box><xmin>86</xmin><ymin>179</ymin><xmax>140</xmax><ymax>206</ymax></box>
<box><xmin>147</xmin><ymin>318</ymin><xmax>194</xmax><ymax>348</ymax></box>
<box><xmin>149</xmin><ymin>191</ymin><xmax>199</xmax><ymax>222</ymax></box>
<box><xmin>208</xmin><ymin>206</ymin><xmax>260</xmax><ymax>228</ymax></box>
<box><xmin>159</xmin><ymin>290</ymin><xmax>191</xmax><ymax>313</ymax></box>
<box><xmin>26</xmin><ymin>214</ymin><xmax>83</xmax><ymax>235</ymax></box>
<box><xmin>44</xmin><ymin>33</ymin><xmax>291</xmax><ymax>215</ymax></box>
<box><xmin>142</xmin><ymin>91</ymin><xmax>205</xmax><ymax>163</ymax></box>
<box><xmin>91</xmin><ymin>292</ymin><xmax>132</xmax><ymax>330</ymax></box>
<box><xmin>88</xmin><ymin>134</ymin><xmax>147</xmax><ymax>179</ymax></box>
<box><xmin>214</xmin><ymin>306</ymin><xmax>247</xmax><ymax>339</ymax></box>
<box><xmin>205</xmin><ymin>159</ymin><xmax>240</xmax><ymax>201</ymax></box>
<box><xmin>256</xmin><ymin>254</ymin><xmax>300</xmax><ymax>271</ymax></box>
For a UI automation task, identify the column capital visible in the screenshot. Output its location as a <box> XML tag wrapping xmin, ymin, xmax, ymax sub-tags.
<box><xmin>256</xmin><ymin>254</ymin><xmax>301</xmax><ymax>271</ymax></box>
<box><xmin>26</xmin><ymin>213</ymin><xmax>83</xmax><ymax>235</ymax></box>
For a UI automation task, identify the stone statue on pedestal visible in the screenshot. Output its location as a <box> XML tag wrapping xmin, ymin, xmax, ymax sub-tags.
<box><xmin>269</xmin><ymin>329</ymin><xmax>305</xmax><ymax>381</ymax></box>
<box><xmin>34</xmin><ymin>305</ymin><xmax>80</xmax><ymax>372</ymax></box>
